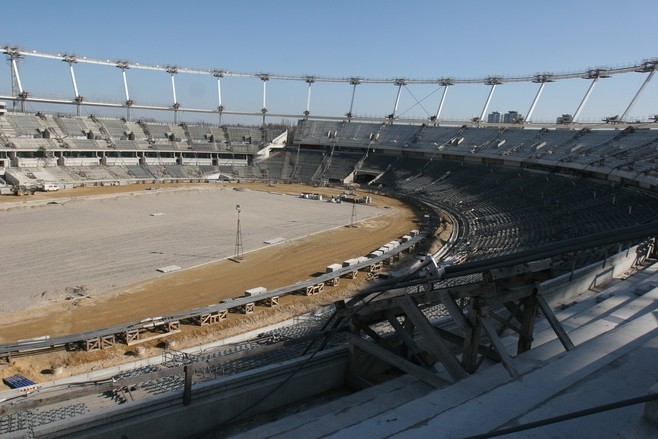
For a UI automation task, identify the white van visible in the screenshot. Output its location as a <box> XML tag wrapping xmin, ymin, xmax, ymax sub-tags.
<box><xmin>41</xmin><ymin>183</ymin><xmax>60</xmax><ymax>192</ymax></box>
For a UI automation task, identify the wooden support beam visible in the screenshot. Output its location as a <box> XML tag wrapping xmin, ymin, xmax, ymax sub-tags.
<box><xmin>435</xmin><ymin>328</ymin><xmax>500</xmax><ymax>362</ymax></box>
<box><xmin>241</xmin><ymin>302</ymin><xmax>255</xmax><ymax>314</ymax></box>
<box><xmin>400</xmin><ymin>295</ymin><xmax>468</xmax><ymax>381</ymax></box>
<box><xmin>504</xmin><ymin>301</ymin><xmax>524</xmax><ymax>325</ymax></box>
<box><xmin>537</xmin><ymin>293</ymin><xmax>575</xmax><ymax>351</ymax></box>
<box><xmin>84</xmin><ymin>338</ymin><xmax>101</xmax><ymax>352</ymax></box>
<box><xmin>479</xmin><ymin>285</ymin><xmax>535</xmax><ymax>307</ymax></box>
<box><xmin>347</xmin><ymin>333</ymin><xmax>447</xmax><ymax>389</ymax></box>
<box><xmin>437</xmin><ymin>289</ymin><xmax>471</xmax><ymax>339</ymax></box>
<box><xmin>517</xmin><ymin>294</ymin><xmax>538</xmax><ymax>354</ymax></box>
<box><xmin>480</xmin><ymin>316</ymin><xmax>519</xmax><ymax>378</ymax></box>
<box><xmin>487</xmin><ymin>310</ymin><xmax>522</xmax><ymax>334</ymax></box>
<box><xmin>352</xmin><ymin>319</ymin><xmax>399</xmax><ymax>353</ymax></box>
<box><xmin>385</xmin><ymin>311</ymin><xmax>431</xmax><ymax>367</ymax></box>
<box><xmin>462</xmin><ymin>299</ymin><xmax>481</xmax><ymax>373</ymax></box>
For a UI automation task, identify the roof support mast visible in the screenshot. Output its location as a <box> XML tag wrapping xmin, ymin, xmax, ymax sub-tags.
<box><xmin>167</xmin><ymin>67</ymin><xmax>179</xmax><ymax>124</ymax></box>
<box><xmin>620</xmin><ymin>61</ymin><xmax>657</xmax><ymax>122</ymax></box>
<box><xmin>432</xmin><ymin>78</ymin><xmax>453</xmax><ymax>124</ymax></box>
<box><xmin>116</xmin><ymin>62</ymin><xmax>132</xmax><ymax>121</ymax></box>
<box><xmin>7</xmin><ymin>48</ymin><xmax>27</xmax><ymax>112</ymax></box>
<box><xmin>347</xmin><ymin>78</ymin><xmax>360</xmax><ymax>120</ymax></box>
<box><xmin>389</xmin><ymin>79</ymin><xmax>406</xmax><ymax>121</ymax></box>
<box><xmin>260</xmin><ymin>74</ymin><xmax>269</xmax><ymax>128</ymax></box>
<box><xmin>212</xmin><ymin>70</ymin><xmax>225</xmax><ymax>125</ymax></box>
<box><xmin>526</xmin><ymin>74</ymin><xmax>553</xmax><ymax>123</ymax></box>
<box><xmin>573</xmin><ymin>69</ymin><xmax>610</xmax><ymax>123</ymax></box>
<box><xmin>480</xmin><ymin>77</ymin><xmax>502</xmax><ymax>123</ymax></box>
<box><xmin>64</xmin><ymin>56</ymin><xmax>83</xmax><ymax>116</ymax></box>
<box><xmin>304</xmin><ymin>77</ymin><xmax>314</xmax><ymax>119</ymax></box>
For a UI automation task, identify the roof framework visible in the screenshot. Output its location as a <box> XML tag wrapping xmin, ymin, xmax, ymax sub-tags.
<box><xmin>1</xmin><ymin>46</ymin><xmax>657</xmax><ymax>124</ymax></box>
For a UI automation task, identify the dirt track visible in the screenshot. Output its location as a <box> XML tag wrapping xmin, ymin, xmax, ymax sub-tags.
<box><xmin>0</xmin><ymin>183</ymin><xmax>423</xmax><ymax>345</ymax></box>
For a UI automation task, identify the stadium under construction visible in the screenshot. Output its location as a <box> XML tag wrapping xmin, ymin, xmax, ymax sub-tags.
<box><xmin>1</xmin><ymin>47</ymin><xmax>658</xmax><ymax>438</ymax></box>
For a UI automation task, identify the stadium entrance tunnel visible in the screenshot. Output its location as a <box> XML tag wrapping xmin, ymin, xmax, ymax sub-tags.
<box><xmin>353</xmin><ymin>170</ymin><xmax>381</xmax><ymax>185</ymax></box>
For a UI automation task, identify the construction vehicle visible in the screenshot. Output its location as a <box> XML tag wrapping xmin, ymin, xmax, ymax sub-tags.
<box><xmin>13</xmin><ymin>185</ymin><xmax>36</xmax><ymax>196</ymax></box>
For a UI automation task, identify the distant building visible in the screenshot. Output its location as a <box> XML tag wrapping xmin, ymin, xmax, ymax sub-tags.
<box><xmin>488</xmin><ymin>110</ymin><xmax>522</xmax><ymax>124</ymax></box>
<box><xmin>557</xmin><ymin>114</ymin><xmax>573</xmax><ymax>124</ymax></box>
<box><xmin>487</xmin><ymin>111</ymin><xmax>501</xmax><ymax>123</ymax></box>
<box><xmin>503</xmin><ymin>111</ymin><xmax>521</xmax><ymax>124</ymax></box>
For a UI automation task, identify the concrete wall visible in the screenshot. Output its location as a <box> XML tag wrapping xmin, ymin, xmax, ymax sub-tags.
<box><xmin>26</xmin><ymin>347</ymin><xmax>348</xmax><ymax>439</ymax></box>
<box><xmin>540</xmin><ymin>243</ymin><xmax>646</xmax><ymax>306</ymax></box>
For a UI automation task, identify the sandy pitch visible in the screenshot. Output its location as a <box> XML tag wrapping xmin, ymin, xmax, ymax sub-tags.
<box><xmin>0</xmin><ymin>183</ymin><xmax>421</xmax><ymax>343</ymax></box>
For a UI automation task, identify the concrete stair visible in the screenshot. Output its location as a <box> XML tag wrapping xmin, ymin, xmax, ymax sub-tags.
<box><xmin>232</xmin><ymin>374</ymin><xmax>433</xmax><ymax>438</ymax></box>
<box><xmin>236</xmin><ymin>264</ymin><xmax>658</xmax><ymax>438</ymax></box>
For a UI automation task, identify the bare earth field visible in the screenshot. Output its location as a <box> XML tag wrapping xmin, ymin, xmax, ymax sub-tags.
<box><xmin>0</xmin><ymin>183</ymin><xmax>427</xmax><ymax>383</ymax></box>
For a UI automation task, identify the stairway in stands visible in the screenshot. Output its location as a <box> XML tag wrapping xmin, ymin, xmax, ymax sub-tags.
<box><xmin>232</xmin><ymin>263</ymin><xmax>658</xmax><ymax>438</ymax></box>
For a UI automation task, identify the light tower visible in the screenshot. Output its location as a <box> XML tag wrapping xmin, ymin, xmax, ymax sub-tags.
<box><xmin>234</xmin><ymin>204</ymin><xmax>244</xmax><ymax>261</ymax></box>
<box><xmin>350</xmin><ymin>201</ymin><xmax>357</xmax><ymax>228</ymax></box>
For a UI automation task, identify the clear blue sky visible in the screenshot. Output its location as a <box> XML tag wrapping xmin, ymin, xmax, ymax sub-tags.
<box><xmin>2</xmin><ymin>0</ymin><xmax>657</xmax><ymax>124</ymax></box>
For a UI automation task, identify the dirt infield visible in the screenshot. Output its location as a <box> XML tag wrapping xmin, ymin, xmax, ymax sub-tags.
<box><xmin>0</xmin><ymin>183</ymin><xmax>423</xmax><ymax>344</ymax></box>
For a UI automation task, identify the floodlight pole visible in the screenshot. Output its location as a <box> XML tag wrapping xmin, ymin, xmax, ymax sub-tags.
<box><xmin>480</xmin><ymin>77</ymin><xmax>502</xmax><ymax>122</ymax></box>
<box><xmin>350</xmin><ymin>201</ymin><xmax>357</xmax><ymax>228</ymax></box>
<box><xmin>433</xmin><ymin>78</ymin><xmax>453</xmax><ymax>124</ymax></box>
<box><xmin>573</xmin><ymin>69</ymin><xmax>609</xmax><ymax>123</ymax></box>
<box><xmin>620</xmin><ymin>61</ymin><xmax>657</xmax><ymax>122</ymax></box>
<box><xmin>234</xmin><ymin>204</ymin><xmax>244</xmax><ymax>260</ymax></box>
<box><xmin>347</xmin><ymin>78</ymin><xmax>360</xmax><ymax>120</ymax></box>
<box><xmin>526</xmin><ymin>74</ymin><xmax>553</xmax><ymax>123</ymax></box>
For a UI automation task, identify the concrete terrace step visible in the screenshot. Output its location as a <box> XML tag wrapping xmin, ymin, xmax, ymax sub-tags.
<box><xmin>388</xmin><ymin>307</ymin><xmax>658</xmax><ymax>438</ymax></box>
<box><xmin>319</xmin><ymin>274</ymin><xmax>658</xmax><ymax>438</ymax></box>
<box><xmin>232</xmin><ymin>374</ymin><xmax>433</xmax><ymax>439</ymax></box>
<box><xmin>500</xmin><ymin>264</ymin><xmax>658</xmax><ymax>354</ymax></box>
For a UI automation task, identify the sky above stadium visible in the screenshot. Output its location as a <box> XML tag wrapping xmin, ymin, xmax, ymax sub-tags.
<box><xmin>2</xmin><ymin>0</ymin><xmax>657</xmax><ymax>125</ymax></box>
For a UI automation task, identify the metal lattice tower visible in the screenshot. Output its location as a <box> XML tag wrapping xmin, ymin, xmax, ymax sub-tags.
<box><xmin>234</xmin><ymin>204</ymin><xmax>244</xmax><ymax>260</ymax></box>
<box><xmin>350</xmin><ymin>201</ymin><xmax>357</xmax><ymax>228</ymax></box>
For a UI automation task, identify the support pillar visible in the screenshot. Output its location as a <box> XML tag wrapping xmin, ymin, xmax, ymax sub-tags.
<box><xmin>304</xmin><ymin>76</ymin><xmax>314</xmax><ymax>118</ymax></box>
<box><xmin>64</xmin><ymin>56</ymin><xmax>82</xmax><ymax>116</ymax></box>
<box><xmin>389</xmin><ymin>79</ymin><xmax>406</xmax><ymax>120</ymax></box>
<box><xmin>117</xmin><ymin>62</ymin><xmax>132</xmax><ymax>121</ymax></box>
<box><xmin>573</xmin><ymin>69</ymin><xmax>610</xmax><ymax>123</ymax></box>
<box><xmin>260</xmin><ymin>74</ymin><xmax>269</xmax><ymax>128</ymax></box>
<box><xmin>433</xmin><ymin>79</ymin><xmax>453</xmax><ymax>124</ymax></box>
<box><xmin>8</xmin><ymin>49</ymin><xmax>27</xmax><ymax>112</ymax></box>
<box><xmin>479</xmin><ymin>77</ymin><xmax>502</xmax><ymax>122</ymax></box>
<box><xmin>213</xmin><ymin>70</ymin><xmax>225</xmax><ymax>125</ymax></box>
<box><xmin>526</xmin><ymin>74</ymin><xmax>553</xmax><ymax>123</ymax></box>
<box><xmin>621</xmin><ymin>62</ymin><xmax>657</xmax><ymax>122</ymax></box>
<box><xmin>167</xmin><ymin>67</ymin><xmax>179</xmax><ymax>124</ymax></box>
<box><xmin>347</xmin><ymin>78</ymin><xmax>360</xmax><ymax>120</ymax></box>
